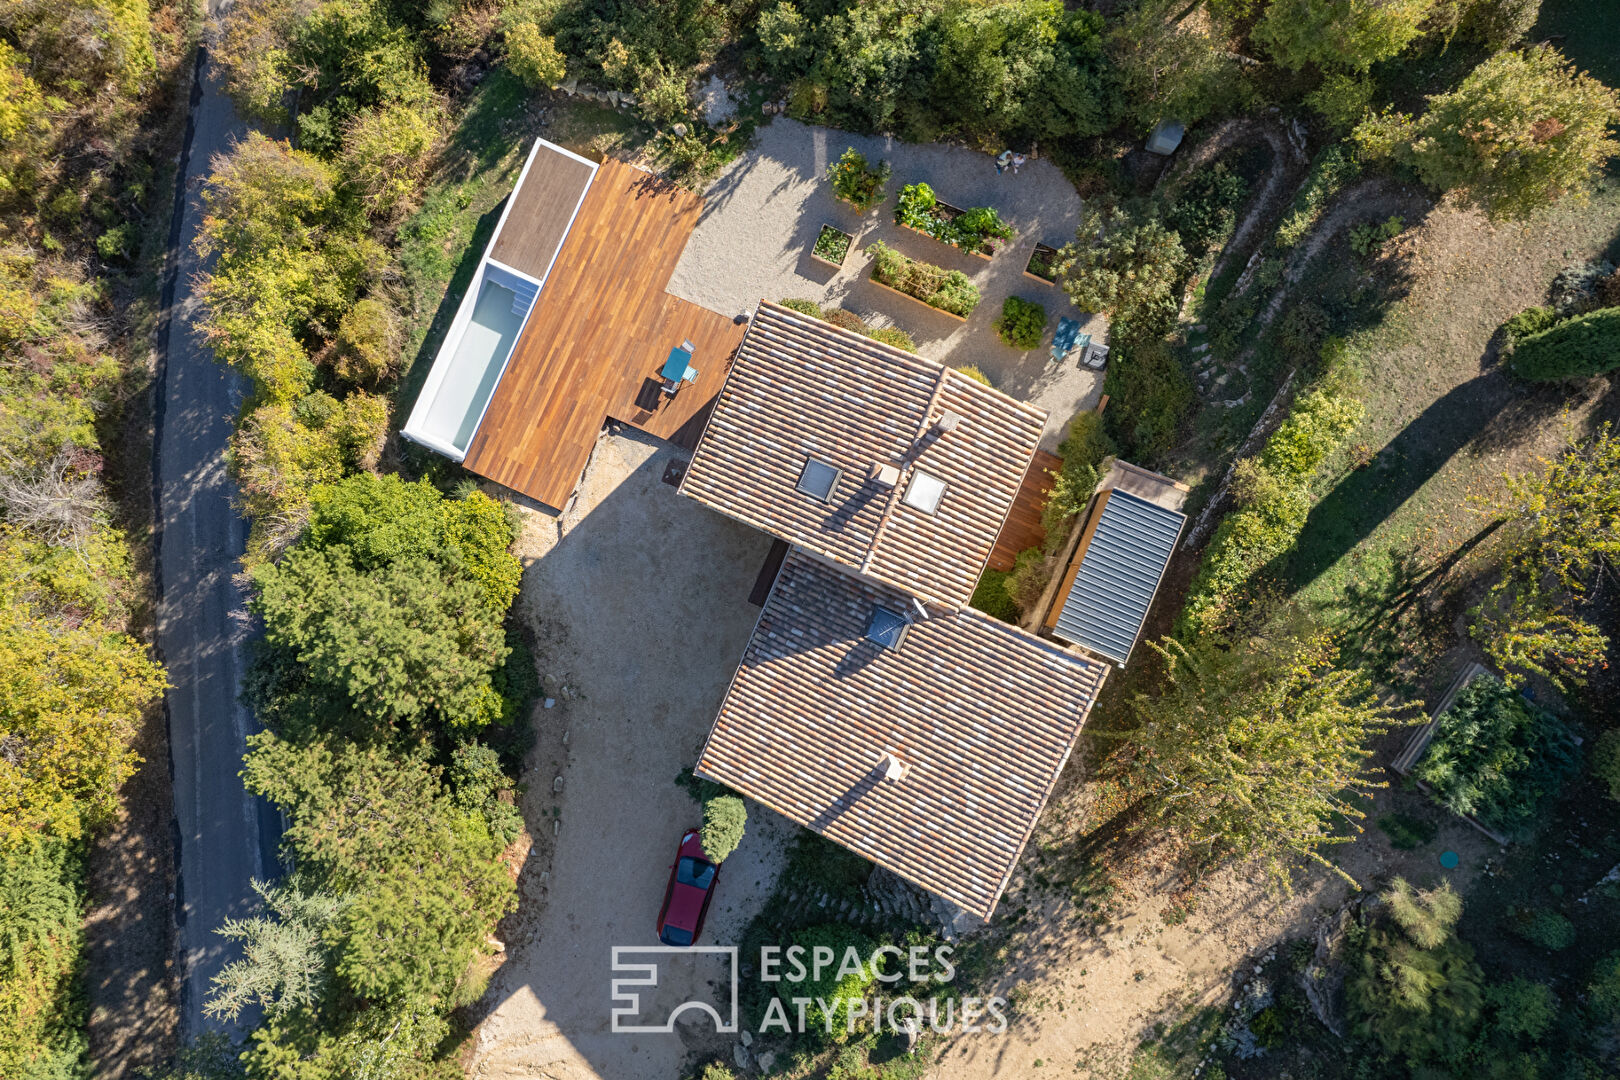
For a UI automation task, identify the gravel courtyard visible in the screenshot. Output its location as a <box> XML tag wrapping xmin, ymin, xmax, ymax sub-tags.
<box><xmin>668</xmin><ymin>117</ymin><xmax>1105</xmax><ymax>449</ymax></box>
<box><xmin>471</xmin><ymin>430</ymin><xmax>795</xmax><ymax>1080</ymax></box>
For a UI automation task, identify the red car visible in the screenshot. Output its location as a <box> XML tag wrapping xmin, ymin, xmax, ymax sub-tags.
<box><xmin>657</xmin><ymin>829</ymin><xmax>720</xmax><ymax>946</ymax></box>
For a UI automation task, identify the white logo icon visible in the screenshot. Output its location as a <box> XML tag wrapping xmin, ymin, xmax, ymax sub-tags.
<box><xmin>609</xmin><ymin>946</ymin><xmax>740</xmax><ymax>1033</ymax></box>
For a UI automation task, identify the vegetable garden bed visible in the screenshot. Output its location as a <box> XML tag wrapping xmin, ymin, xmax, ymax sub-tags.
<box><xmin>811</xmin><ymin>223</ymin><xmax>853</xmax><ymax>268</ymax></box>
<box><xmin>894</xmin><ymin>183</ymin><xmax>1012</xmax><ymax>259</ymax></box>
<box><xmin>1024</xmin><ymin>243</ymin><xmax>1060</xmax><ymax>284</ymax></box>
<box><xmin>865</xmin><ymin>241</ymin><xmax>979</xmax><ymax>320</ymax></box>
<box><xmin>1393</xmin><ymin>663</ymin><xmax>1580</xmax><ymax>845</ymax></box>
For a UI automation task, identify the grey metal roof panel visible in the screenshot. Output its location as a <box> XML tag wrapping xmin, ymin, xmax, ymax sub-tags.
<box><xmin>1053</xmin><ymin>490</ymin><xmax>1185</xmax><ymax>665</ymax></box>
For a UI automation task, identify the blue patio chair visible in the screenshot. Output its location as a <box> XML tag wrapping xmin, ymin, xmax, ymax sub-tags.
<box><xmin>1051</xmin><ymin>317</ymin><xmax>1081</xmax><ymax>362</ymax></box>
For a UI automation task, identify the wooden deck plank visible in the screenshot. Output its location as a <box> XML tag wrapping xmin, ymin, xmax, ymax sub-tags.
<box><xmin>987</xmin><ymin>449</ymin><xmax>1061</xmax><ymax>571</ymax></box>
<box><xmin>465</xmin><ymin>160</ymin><xmax>747</xmax><ymax>508</ymax></box>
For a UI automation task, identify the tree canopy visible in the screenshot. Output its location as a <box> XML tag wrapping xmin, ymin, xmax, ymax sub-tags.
<box><xmin>1358</xmin><ymin>46</ymin><xmax>1620</xmax><ymax>220</ymax></box>
<box><xmin>1125</xmin><ymin>616</ymin><xmax>1395</xmax><ymax>881</ymax></box>
<box><xmin>1056</xmin><ymin>205</ymin><xmax>1187</xmax><ymax>331</ymax></box>
<box><xmin>1255</xmin><ymin>0</ymin><xmax>1434</xmax><ymax>73</ymax></box>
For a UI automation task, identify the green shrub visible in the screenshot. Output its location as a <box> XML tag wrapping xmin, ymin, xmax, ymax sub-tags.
<box><xmin>1510</xmin><ymin>306</ymin><xmax>1620</xmax><ymax>380</ymax></box>
<box><xmin>994</xmin><ymin>296</ymin><xmax>1047</xmax><ymax>349</ymax></box>
<box><xmin>1007</xmin><ymin>547</ymin><xmax>1049</xmax><ymax>613</ymax></box>
<box><xmin>970</xmin><ymin>568</ymin><xmax>1020</xmax><ymax>623</ymax></box>
<box><xmin>1484</xmin><ymin>978</ymin><xmax>1558</xmax><ymax>1041</ymax></box>
<box><xmin>1306</xmin><ymin>73</ymin><xmax>1375</xmax><ymax>131</ymax></box>
<box><xmin>1183</xmin><ymin>383</ymin><xmax>1364</xmax><ymax>634</ymax></box>
<box><xmin>506</xmin><ymin>23</ymin><xmax>566</xmax><ymax>88</ymax></box>
<box><xmin>777</xmin><ymin>298</ymin><xmax>823</xmax><ymax>319</ymax></box>
<box><xmin>779</xmin><ymin>924</ymin><xmax>879</xmax><ymax>1038</ymax></box>
<box><xmin>332</xmin><ymin>298</ymin><xmax>402</xmax><ymax>384</ymax></box>
<box><xmin>1349</xmin><ymin>215</ymin><xmax>1404</xmax><ymax>257</ymax></box>
<box><xmin>826</xmin><ymin>148</ymin><xmax>889</xmax><ymax>212</ymax></box>
<box><xmin>96</xmin><ymin>223</ymin><xmax>134</xmax><ymax>261</ymax></box>
<box><xmin>1041</xmin><ymin>411</ymin><xmax>1113</xmax><ymax>549</ymax></box>
<box><xmin>1501</xmin><ymin>304</ymin><xmax>1559</xmax><ymax>346</ymax></box>
<box><xmin>700</xmin><ymin>794</ymin><xmax>746</xmax><ymax>863</ymax></box>
<box><xmin>1507</xmin><ymin>907</ymin><xmax>1576</xmax><ymax>950</ymax></box>
<box><xmin>1164</xmin><ymin>161</ymin><xmax>1249</xmax><ymax>259</ymax></box>
<box><xmin>1412</xmin><ymin>674</ymin><xmax>1579</xmax><ymax>834</ymax></box>
<box><xmin>1590</xmin><ymin>951</ymin><xmax>1620</xmax><ymax>1021</ymax></box>
<box><xmin>0</xmin><ymin>839</ymin><xmax>86</xmax><ymax>1078</ymax></box>
<box><xmin>1377</xmin><ymin>812</ymin><xmax>1438</xmax><ymax>850</ymax></box>
<box><xmin>865</xmin><ymin>325</ymin><xmax>916</xmax><ymax>352</ymax></box>
<box><xmin>866</xmin><ymin>241</ymin><xmax>980</xmax><ymax>317</ymax></box>
<box><xmin>1594</xmin><ymin>729</ymin><xmax>1620</xmax><ymax>800</ymax></box>
<box><xmin>1275</xmin><ymin>146</ymin><xmax>1361</xmax><ymax>250</ymax></box>
<box><xmin>954</xmin><ymin>364</ymin><xmax>991</xmax><ymax>385</ymax></box>
<box><xmin>1101</xmin><ymin>339</ymin><xmax>1193</xmax><ymax>462</ymax></box>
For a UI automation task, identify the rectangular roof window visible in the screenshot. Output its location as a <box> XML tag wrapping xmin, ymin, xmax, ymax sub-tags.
<box><xmin>796</xmin><ymin>457</ymin><xmax>841</xmax><ymax>501</ymax></box>
<box><xmin>903</xmin><ymin>471</ymin><xmax>947</xmax><ymax>514</ymax></box>
<box><xmin>865</xmin><ymin>606</ymin><xmax>910</xmax><ymax>651</ymax></box>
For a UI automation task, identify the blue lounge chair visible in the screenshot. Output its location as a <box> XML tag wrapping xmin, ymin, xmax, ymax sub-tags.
<box><xmin>1051</xmin><ymin>317</ymin><xmax>1080</xmax><ymax>362</ymax></box>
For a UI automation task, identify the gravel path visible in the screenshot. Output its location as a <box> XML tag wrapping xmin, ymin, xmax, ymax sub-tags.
<box><xmin>471</xmin><ymin>431</ymin><xmax>795</xmax><ymax>1080</ymax></box>
<box><xmin>668</xmin><ymin>118</ymin><xmax>1105</xmax><ymax>449</ymax></box>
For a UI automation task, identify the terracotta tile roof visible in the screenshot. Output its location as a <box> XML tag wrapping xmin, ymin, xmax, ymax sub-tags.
<box><xmin>696</xmin><ymin>551</ymin><xmax>1108</xmax><ymax>919</ymax></box>
<box><xmin>680</xmin><ymin>301</ymin><xmax>1045</xmax><ymax>609</ymax></box>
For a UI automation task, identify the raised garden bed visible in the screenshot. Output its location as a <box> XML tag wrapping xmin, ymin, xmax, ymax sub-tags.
<box><xmin>811</xmin><ymin>223</ymin><xmax>853</xmax><ymax>268</ymax></box>
<box><xmin>1393</xmin><ymin>663</ymin><xmax>1580</xmax><ymax>844</ymax></box>
<box><xmin>894</xmin><ymin>182</ymin><xmax>1013</xmax><ymax>260</ymax></box>
<box><xmin>1024</xmin><ymin>243</ymin><xmax>1060</xmax><ymax>284</ymax></box>
<box><xmin>866</xmin><ymin>241</ymin><xmax>978</xmax><ymax>321</ymax></box>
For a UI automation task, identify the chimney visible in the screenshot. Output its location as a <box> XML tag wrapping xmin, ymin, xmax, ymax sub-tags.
<box><xmin>869</xmin><ymin>462</ymin><xmax>901</xmax><ymax>488</ymax></box>
<box><xmin>933</xmin><ymin>411</ymin><xmax>963</xmax><ymax>434</ymax></box>
<box><xmin>880</xmin><ymin>752</ymin><xmax>906</xmax><ymax>782</ymax></box>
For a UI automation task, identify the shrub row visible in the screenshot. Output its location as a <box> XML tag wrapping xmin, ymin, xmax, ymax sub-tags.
<box><xmin>1182</xmin><ymin>378</ymin><xmax>1365</xmax><ymax>634</ymax></box>
<box><xmin>776</xmin><ymin>298</ymin><xmax>917</xmax><ymax>352</ymax></box>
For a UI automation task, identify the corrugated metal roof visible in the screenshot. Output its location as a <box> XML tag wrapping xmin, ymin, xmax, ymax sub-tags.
<box><xmin>1053</xmin><ymin>490</ymin><xmax>1185</xmax><ymax>665</ymax></box>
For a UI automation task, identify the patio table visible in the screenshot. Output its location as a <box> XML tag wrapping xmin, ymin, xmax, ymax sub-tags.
<box><xmin>661</xmin><ymin>345</ymin><xmax>696</xmax><ymax>384</ymax></box>
<box><xmin>1051</xmin><ymin>317</ymin><xmax>1080</xmax><ymax>361</ymax></box>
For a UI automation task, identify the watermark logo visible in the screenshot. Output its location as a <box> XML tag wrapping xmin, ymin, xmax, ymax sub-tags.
<box><xmin>609</xmin><ymin>943</ymin><xmax>1005</xmax><ymax>1036</ymax></box>
<box><xmin>609</xmin><ymin>946</ymin><xmax>740</xmax><ymax>1033</ymax></box>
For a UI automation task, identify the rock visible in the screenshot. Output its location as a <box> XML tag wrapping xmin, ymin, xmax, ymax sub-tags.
<box><xmin>553</xmin><ymin>820</ymin><xmax>560</xmax><ymax>836</ymax></box>
<box><xmin>606</xmin><ymin>90</ymin><xmax>621</xmax><ymax>108</ymax></box>
<box><xmin>733</xmin><ymin>1044</ymin><xmax>753</xmax><ymax>1071</ymax></box>
<box><xmin>487</xmin><ymin>936</ymin><xmax>506</xmax><ymax>953</ymax></box>
<box><xmin>740</xmin><ymin>1029</ymin><xmax>752</xmax><ymax>1047</ymax></box>
<box><xmin>553</xmin><ymin>775</ymin><xmax>564</xmax><ymax>793</ymax></box>
<box><xmin>757</xmin><ymin>1051</ymin><xmax>776</xmax><ymax>1071</ymax></box>
<box><xmin>544</xmin><ymin>698</ymin><xmax>556</xmax><ymax>709</ymax></box>
<box><xmin>560</xmin><ymin>79</ymin><xmax>577</xmax><ymax>95</ymax></box>
<box><xmin>561</xmin><ymin>729</ymin><xmax>569</xmax><ymax>744</ymax></box>
<box><xmin>672</xmin><ymin>122</ymin><xmax>689</xmax><ymax>137</ymax></box>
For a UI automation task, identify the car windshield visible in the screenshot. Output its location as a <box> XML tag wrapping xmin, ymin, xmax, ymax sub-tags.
<box><xmin>676</xmin><ymin>856</ymin><xmax>715</xmax><ymax>890</ymax></box>
<box><xmin>661</xmin><ymin>924</ymin><xmax>694</xmax><ymax>947</ymax></box>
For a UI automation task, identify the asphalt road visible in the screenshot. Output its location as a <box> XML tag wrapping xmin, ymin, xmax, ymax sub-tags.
<box><xmin>155</xmin><ymin>5</ymin><xmax>281</xmax><ymax>1035</ymax></box>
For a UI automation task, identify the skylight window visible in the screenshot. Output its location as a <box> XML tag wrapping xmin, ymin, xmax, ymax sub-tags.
<box><xmin>903</xmin><ymin>471</ymin><xmax>947</xmax><ymax>514</ymax></box>
<box><xmin>796</xmin><ymin>457</ymin><xmax>841</xmax><ymax>501</ymax></box>
<box><xmin>865</xmin><ymin>606</ymin><xmax>909</xmax><ymax>651</ymax></box>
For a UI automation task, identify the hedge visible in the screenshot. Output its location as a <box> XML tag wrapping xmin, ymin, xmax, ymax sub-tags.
<box><xmin>1509</xmin><ymin>306</ymin><xmax>1620</xmax><ymax>380</ymax></box>
<box><xmin>1181</xmin><ymin>383</ymin><xmax>1363</xmax><ymax>633</ymax></box>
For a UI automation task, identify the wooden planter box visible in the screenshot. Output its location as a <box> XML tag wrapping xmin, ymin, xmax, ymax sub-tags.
<box><xmin>1024</xmin><ymin>243</ymin><xmax>1060</xmax><ymax>284</ymax></box>
<box><xmin>810</xmin><ymin>223</ymin><xmax>854</xmax><ymax>269</ymax></box>
<box><xmin>869</xmin><ymin>276</ymin><xmax>971</xmax><ymax>322</ymax></box>
<box><xmin>899</xmin><ymin>197</ymin><xmax>1000</xmax><ymax>260</ymax></box>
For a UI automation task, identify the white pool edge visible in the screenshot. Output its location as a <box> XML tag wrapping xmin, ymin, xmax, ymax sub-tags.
<box><xmin>402</xmin><ymin>138</ymin><xmax>599</xmax><ymax>460</ymax></box>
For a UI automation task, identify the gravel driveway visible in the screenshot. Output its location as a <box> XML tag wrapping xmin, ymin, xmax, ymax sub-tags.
<box><xmin>668</xmin><ymin>117</ymin><xmax>1105</xmax><ymax>449</ymax></box>
<box><xmin>471</xmin><ymin>430</ymin><xmax>794</xmax><ymax>1080</ymax></box>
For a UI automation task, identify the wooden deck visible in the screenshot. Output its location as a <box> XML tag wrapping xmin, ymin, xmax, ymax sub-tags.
<box><xmin>987</xmin><ymin>449</ymin><xmax>1061</xmax><ymax>571</ymax></box>
<box><xmin>464</xmin><ymin>159</ymin><xmax>748</xmax><ymax>509</ymax></box>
